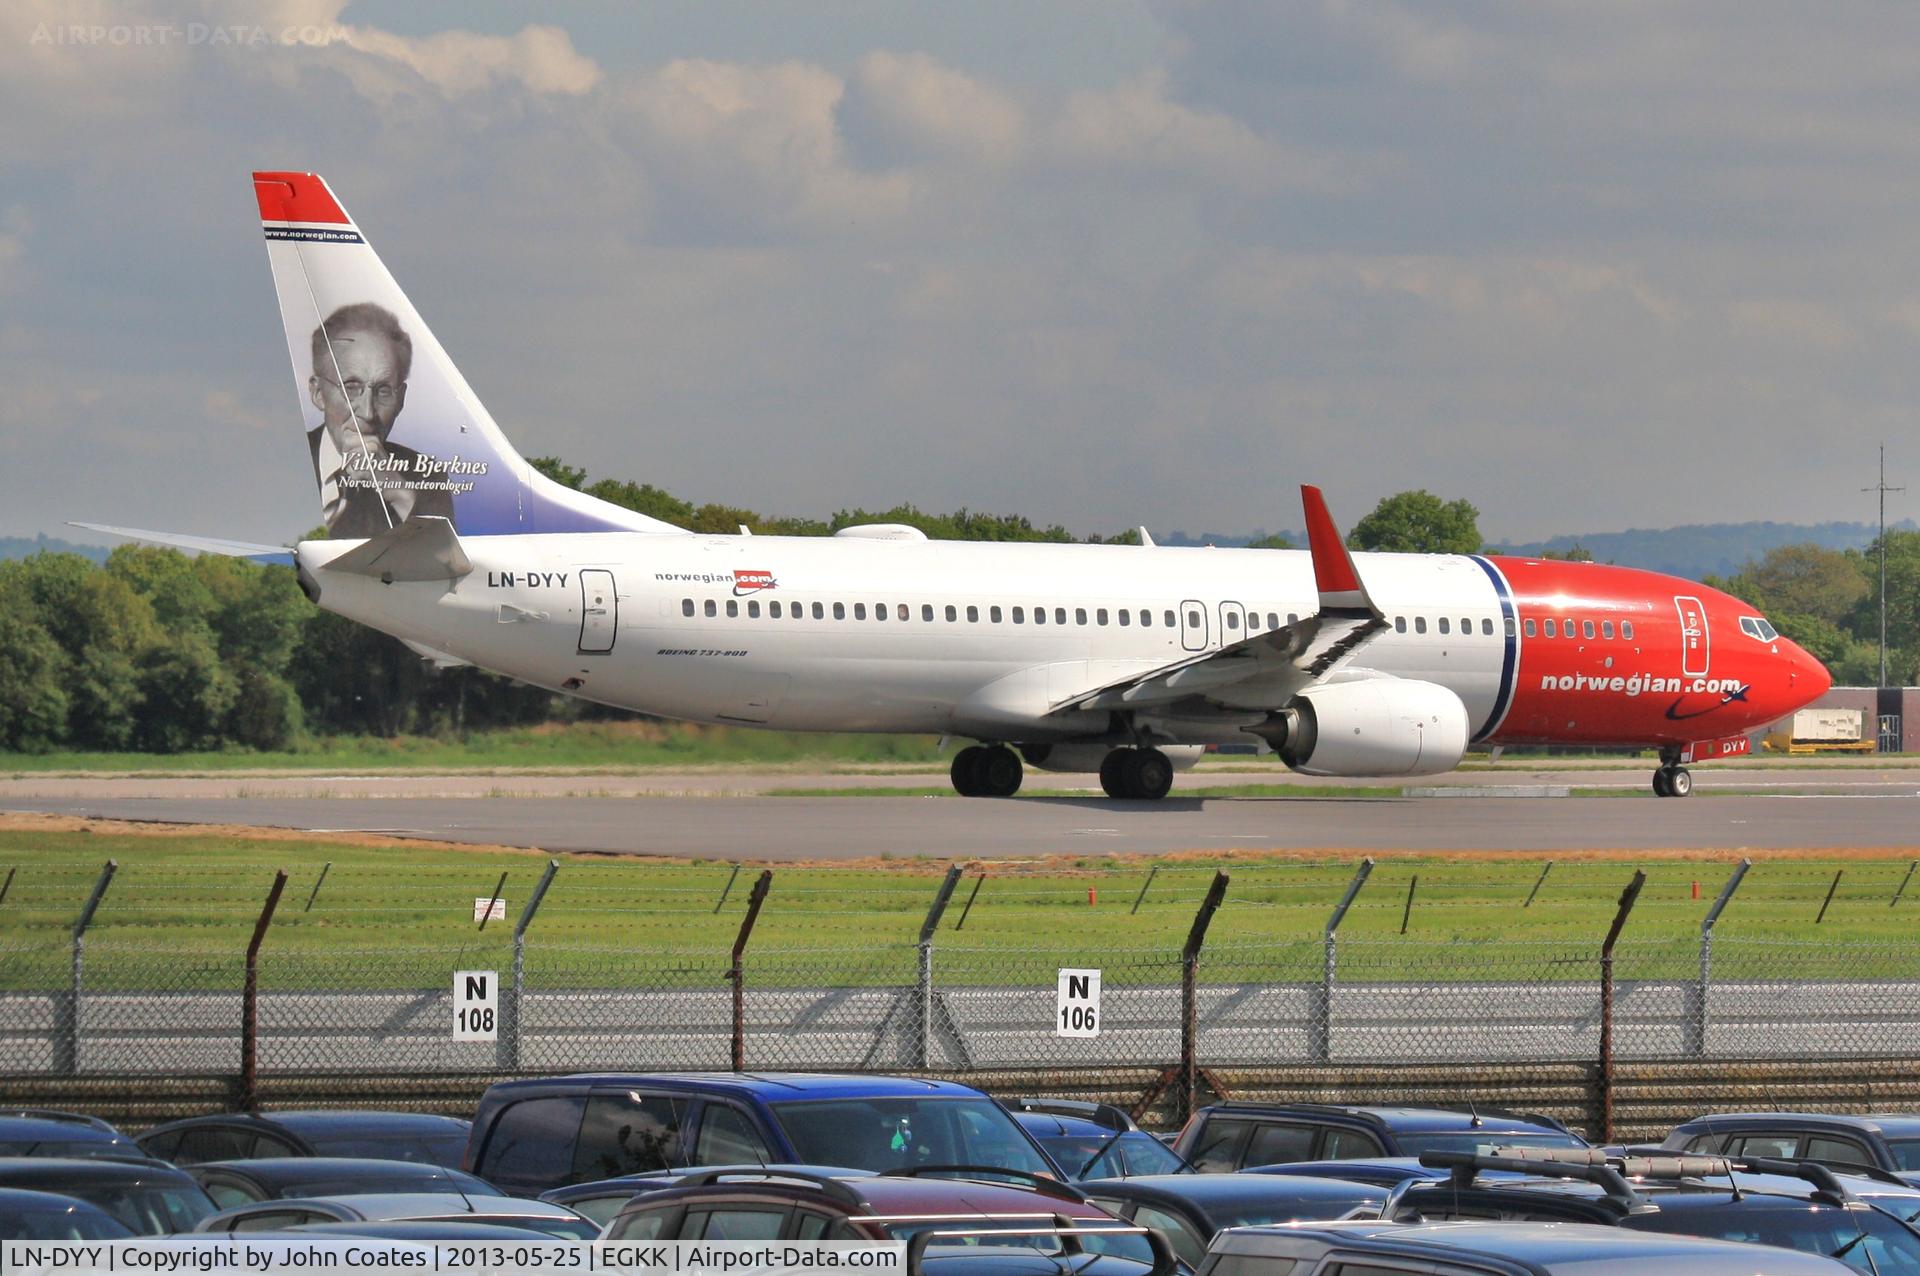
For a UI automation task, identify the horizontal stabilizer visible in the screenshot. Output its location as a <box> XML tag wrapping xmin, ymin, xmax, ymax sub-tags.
<box><xmin>70</xmin><ymin>522</ymin><xmax>294</xmax><ymax>564</ymax></box>
<box><xmin>322</xmin><ymin>515</ymin><xmax>471</xmax><ymax>582</ymax></box>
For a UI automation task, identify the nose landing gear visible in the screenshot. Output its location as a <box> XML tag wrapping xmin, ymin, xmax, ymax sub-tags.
<box><xmin>1652</xmin><ymin>748</ymin><xmax>1692</xmax><ymax>798</ymax></box>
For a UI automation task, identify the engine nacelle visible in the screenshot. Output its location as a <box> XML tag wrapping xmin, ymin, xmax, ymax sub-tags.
<box><xmin>1276</xmin><ymin>680</ymin><xmax>1469</xmax><ymax>777</ymax></box>
<box><xmin>1019</xmin><ymin>743</ymin><xmax>1206</xmax><ymax>773</ymax></box>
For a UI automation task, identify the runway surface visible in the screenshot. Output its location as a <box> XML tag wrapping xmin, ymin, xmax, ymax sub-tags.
<box><xmin>6</xmin><ymin>762</ymin><xmax>1918</xmax><ymax>857</ymax></box>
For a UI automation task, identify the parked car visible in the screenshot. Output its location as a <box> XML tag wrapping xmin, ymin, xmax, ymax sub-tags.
<box><xmin>1172</xmin><ymin>1103</ymin><xmax>1584</xmax><ymax>1172</ymax></box>
<box><xmin>908</xmin><ymin>1225</ymin><xmax>1177</xmax><ymax>1276</ymax></box>
<box><xmin>1002</xmin><ymin>1099</ymin><xmax>1191</xmax><ymax>1181</ymax></box>
<box><xmin>194</xmin><ymin>1192</ymin><xmax>596</xmax><ymax>1238</ymax></box>
<box><xmin>0</xmin><ymin>1187</ymin><xmax>136</xmax><ymax>1240</ymax></box>
<box><xmin>465</xmin><ymin>1073</ymin><xmax>1060</xmax><ymax>1196</ymax></box>
<box><xmin>138</xmin><ymin>1111</ymin><xmax>471</xmax><ymax>1168</ymax></box>
<box><xmin>1199</xmin><ymin>1219</ymin><xmax>1858</xmax><ymax>1275</ymax></box>
<box><xmin>1081</xmin><ymin>1172</ymin><xmax>1387</xmax><ymax>1267</ymax></box>
<box><xmin>1658</xmin><ymin>1112</ymin><xmax>1920</xmax><ymax>1186</ymax></box>
<box><xmin>0</xmin><ymin>1112</ymin><xmax>143</xmax><ymax>1162</ymax></box>
<box><xmin>182</xmin><ymin>1157</ymin><xmax>504</xmax><ymax>1207</ymax></box>
<box><xmin>1393</xmin><ymin>1148</ymin><xmax>1920</xmax><ymax>1275</ymax></box>
<box><xmin>540</xmin><ymin>1170</ymin><xmax>708</xmax><ymax>1226</ymax></box>
<box><xmin>287</xmin><ymin>1220</ymin><xmax>595</xmax><ymax>1241</ymax></box>
<box><xmin>598</xmin><ymin>1166</ymin><xmax>1143</xmax><ymax>1252</ymax></box>
<box><xmin>0</xmin><ymin>1158</ymin><xmax>215</xmax><ymax>1234</ymax></box>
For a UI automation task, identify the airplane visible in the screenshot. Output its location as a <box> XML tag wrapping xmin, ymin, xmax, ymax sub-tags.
<box><xmin>81</xmin><ymin>172</ymin><xmax>1832</xmax><ymax>801</ymax></box>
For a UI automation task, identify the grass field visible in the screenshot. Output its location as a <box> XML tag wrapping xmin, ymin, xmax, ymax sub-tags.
<box><xmin>2</xmin><ymin>820</ymin><xmax>1915</xmax><ymax>989</ymax></box>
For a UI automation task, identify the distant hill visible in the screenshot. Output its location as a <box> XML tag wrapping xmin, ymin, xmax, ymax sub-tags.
<box><xmin>1487</xmin><ymin>520</ymin><xmax>1916</xmax><ymax>581</ymax></box>
<box><xmin>0</xmin><ymin>533</ymin><xmax>109</xmax><ymax>564</ymax></box>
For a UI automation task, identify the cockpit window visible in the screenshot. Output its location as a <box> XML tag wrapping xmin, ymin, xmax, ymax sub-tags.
<box><xmin>1740</xmin><ymin>616</ymin><xmax>1779</xmax><ymax>642</ymax></box>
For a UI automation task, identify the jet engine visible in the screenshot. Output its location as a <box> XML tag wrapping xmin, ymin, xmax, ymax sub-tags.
<box><xmin>1268</xmin><ymin>680</ymin><xmax>1469</xmax><ymax>777</ymax></box>
<box><xmin>1019</xmin><ymin>743</ymin><xmax>1206</xmax><ymax>773</ymax></box>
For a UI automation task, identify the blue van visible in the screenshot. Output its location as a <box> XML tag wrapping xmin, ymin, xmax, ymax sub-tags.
<box><xmin>464</xmin><ymin>1073</ymin><xmax>1061</xmax><ymax>1196</ymax></box>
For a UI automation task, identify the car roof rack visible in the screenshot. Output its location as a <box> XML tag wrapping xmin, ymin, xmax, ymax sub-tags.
<box><xmin>1208</xmin><ymin>1101</ymin><xmax>1567</xmax><ymax>1133</ymax></box>
<box><xmin>905</xmin><ymin>1224</ymin><xmax>1175</xmax><ymax>1276</ymax></box>
<box><xmin>1416</xmin><ymin>1150</ymin><xmax>1656</xmax><ymax>1215</ymax></box>
<box><xmin>1006</xmin><ymin>1098</ymin><xmax>1134</xmax><ymax>1132</ymax></box>
<box><xmin>667</xmin><ymin>1166</ymin><xmax>865</xmax><ymax>1208</ymax></box>
<box><xmin>879</xmin><ymin>1166</ymin><xmax>1091</xmax><ymax>1203</ymax></box>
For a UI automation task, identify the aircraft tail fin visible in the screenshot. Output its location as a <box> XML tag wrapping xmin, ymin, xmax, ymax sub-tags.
<box><xmin>252</xmin><ymin>171</ymin><xmax>688</xmax><ymax>540</ymax></box>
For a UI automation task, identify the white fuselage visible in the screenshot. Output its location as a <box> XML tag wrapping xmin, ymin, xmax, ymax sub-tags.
<box><xmin>300</xmin><ymin>532</ymin><xmax>1512</xmax><ymax>745</ymax></box>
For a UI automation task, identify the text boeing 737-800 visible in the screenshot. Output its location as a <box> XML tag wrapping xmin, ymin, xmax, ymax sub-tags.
<box><xmin>81</xmin><ymin>172</ymin><xmax>1832</xmax><ymax>800</ymax></box>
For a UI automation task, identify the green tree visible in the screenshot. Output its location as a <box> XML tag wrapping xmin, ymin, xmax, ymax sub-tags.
<box><xmin>1349</xmin><ymin>491</ymin><xmax>1482</xmax><ymax>555</ymax></box>
<box><xmin>527</xmin><ymin>455</ymin><xmax>589</xmax><ymax>490</ymax></box>
<box><xmin>132</xmin><ymin>629</ymin><xmax>237</xmax><ymax>752</ymax></box>
<box><xmin>1716</xmin><ymin>544</ymin><xmax>1869</xmax><ymax>626</ymax></box>
<box><xmin>1247</xmin><ymin>533</ymin><xmax>1294</xmax><ymax>550</ymax></box>
<box><xmin>0</xmin><ymin>576</ymin><xmax>69</xmax><ymax>751</ymax></box>
<box><xmin>587</xmin><ymin>478</ymin><xmax>697</xmax><ymax>527</ymax></box>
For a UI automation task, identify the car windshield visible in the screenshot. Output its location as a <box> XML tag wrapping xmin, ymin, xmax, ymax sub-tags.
<box><xmin>306</xmin><ymin>1134</ymin><xmax>470</xmax><ymax>1168</ymax></box>
<box><xmin>1037</xmin><ymin>1132</ymin><xmax>1187</xmax><ymax>1180</ymax></box>
<box><xmin>1393</xmin><ymin>1130</ymin><xmax>1584</xmax><ymax>1157</ymax></box>
<box><xmin>1632</xmin><ymin>1201</ymin><xmax>1920</xmax><ymax>1276</ymax></box>
<box><xmin>769</xmin><ymin>1097</ymin><xmax>1054</xmax><ymax>1178</ymax></box>
<box><xmin>1889</xmin><ymin>1140</ymin><xmax>1920</xmax><ymax>1173</ymax></box>
<box><xmin>0</xmin><ymin>1204</ymin><xmax>133</xmax><ymax>1241</ymax></box>
<box><xmin>65</xmin><ymin>1184</ymin><xmax>214</xmax><ymax>1235</ymax></box>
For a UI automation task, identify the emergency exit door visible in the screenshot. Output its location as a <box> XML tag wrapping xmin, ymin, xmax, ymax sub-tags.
<box><xmin>579</xmin><ymin>569</ymin><xmax>617</xmax><ymax>654</ymax></box>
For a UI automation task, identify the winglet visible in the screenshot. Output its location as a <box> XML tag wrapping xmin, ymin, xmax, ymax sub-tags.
<box><xmin>1302</xmin><ymin>485</ymin><xmax>1379</xmax><ymax>616</ymax></box>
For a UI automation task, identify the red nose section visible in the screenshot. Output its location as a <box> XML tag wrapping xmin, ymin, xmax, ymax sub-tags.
<box><xmin>1794</xmin><ymin>639</ymin><xmax>1833</xmax><ymax>704</ymax></box>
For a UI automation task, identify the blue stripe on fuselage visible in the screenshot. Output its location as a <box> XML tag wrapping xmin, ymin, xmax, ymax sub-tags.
<box><xmin>1469</xmin><ymin>555</ymin><xmax>1518</xmax><ymax>742</ymax></box>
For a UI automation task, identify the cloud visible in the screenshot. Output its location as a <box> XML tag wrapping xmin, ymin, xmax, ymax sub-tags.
<box><xmin>839</xmin><ymin>51</ymin><xmax>1026</xmax><ymax>168</ymax></box>
<box><xmin>336</xmin><ymin>24</ymin><xmax>600</xmax><ymax>98</ymax></box>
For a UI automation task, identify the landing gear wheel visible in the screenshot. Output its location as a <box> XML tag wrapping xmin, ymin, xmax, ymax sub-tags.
<box><xmin>1668</xmin><ymin>766</ymin><xmax>1692</xmax><ymax>798</ymax></box>
<box><xmin>1130</xmin><ymin>748</ymin><xmax>1175</xmax><ymax>801</ymax></box>
<box><xmin>975</xmin><ymin>746</ymin><xmax>1024</xmax><ymax>798</ymax></box>
<box><xmin>1652</xmin><ymin>769</ymin><xmax>1672</xmax><ymax>798</ymax></box>
<box><xmin>950</xmin><ymin>746</ymin><xmax>986</xmax><ymax>797</ymax></box>
<box><xmin>1099</xmin><ymin>749</ymin><xmax>1136</xmax><ymax>800</ymax></box>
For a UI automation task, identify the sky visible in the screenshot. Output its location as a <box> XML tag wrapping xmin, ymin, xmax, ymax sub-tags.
<box><xmin>3</xmin><ymin>1</ymin><xmax>1917</xmax><ymax>547</ymax></box>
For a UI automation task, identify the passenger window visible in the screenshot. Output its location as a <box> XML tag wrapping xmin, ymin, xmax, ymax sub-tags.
<box><xmin>250</xmin><ymin>1133</ymin><xmax>299</xmax><ymax>1158</ymax></box>
<box><xmin>200</xmin><ymin>1178</ymin><xmax>255</xmax><ymax>1209</ymax></box>
<box><xmin>1243</xmin><ymin>1122</ymin><xmax>1316</xmax><ymax>1166</ymax></box>
<box><xmin>747</xmin><ymin>601</ymin><xmax>759</xmax><ymax>618</ymax></box>
<box><xmin>1185</xmin><ymin>609</ymin><xmax>1199</xmax><ymax>627</ymax></box>
<box><xmin>967</xmin><ymin>605</ymin><xmax>979</xmax><ymax>622</ymax></box>
<box><xmin>478</xmin><ymin>1095</ymin><xmax>586</xmax><ymax>1189</ymax></box>
<box><xmin>573</xmin><ymin>1093</ymin><xmax>686</xmax><ymax>1179</ymax></box>
<box><xmin>704</xmin><ymin>600</ymin><xmax>717</xmax><ymax>618</ymax></box>
<box><xmin>608</xmin><ymin>1210</ymin><xmax>670</xmax><ymax>1242</ymax></box>
<box><xmin>922</xmin><ymin>604</ymin><xmax>933</xmax><ymax>621</ymax></box>
<box><xmin>1503</xmin><ymin>617</ymin><xmax>1514</xmax><ymax>637</ymax></box>
<box><xmin>1097</xmin><ymin>608</ymin><xmax>1109</xmax><ymax>625</ymax></box>
<box><xmin>854</xmin><ymin>603</ymin><xmax>867</xmax><ymax>620</ymax></box>
<box><xmin>1288</xmin><ymin>613</ymin><xmax>1299</xmax><ymax>625</ymax></box>
<box><xmin>1805</xmin><ymin>1135</ymin><xmax>1874</xmax><ymax>1167</ymax></box>
<box><xmin>1683</xmin><ymin>1133</ymin><xmax>1726</xmax><ymax>1154</ymax></box>
<box><xmin>726</xmin><ymin>600</ymin><xmax>738</xmax><ymax>618</ymax></box>
<box><xmin>1225</xmin><ymin>612</ymin><xmax>1238</xmax><ymax>630</ymax></box>
<box><xmin>897</xmin><ymin>604</ymin><xmax>908</xmax><ymax>621</ymax></box>
<box><xmin>1141</xmin><ymin>609</ymin><xmax>1154</xmax><ymax>628</ymax></box>
<box><xmin>1622</xmin><ymin>621</ymin><xmax>1634</xmax><ymax>640</ymax></box>
<box><xmin>1013</xmin><ymin>607</ymin><xmax>1024</xmax><ymax>623</ymax></box>
<box><xmin>991</xmin><ymin>606</ymin><xmax>1003</xmax><ymax>623</ymax></box>
<box><xmin>875</xmin><ymin>602</ymin><xmax>887</xmax><ymax>622</ymax></box>
<box><xmin>693</xmin><ymin>1209</ymin><xmax>787</xmax><ymax>1241</ymax></box>
<box><xmin>1483</xmin><ymin>618</ymin><xmax>1494</xmax><ymax>636</ymax></box>
<box><xmin>833</xmin><ymin>602</ymin><xmax>845</xmax><ymax>620</ymax></box>
<box><xmin>1583</xmin><ymin>620</ymin><xmax>1595</xmax><ymax>639</ymax></box>
<box><xmin>792</xmin><ymin>1213</ymin><xmax>834</xmax><ymax>1241</ymax></box>
<box><xmin>1268</xmin><ymin>612</ymin><xmax>1280</xmax><ymax>630</ymax></box>
<box><xmin>1524</xmin><ymin>618</ymin><xmax>1536</xmax><ymax>637</ymax></box>
<box><xmin>1117</xmin><ymin>609</ymin><xmax>1129</xmax><ymax>626</ymax></box>
<box><xmin>232</xmin><ymin>1210</ymin><xmax>316</xmax><ymax>1232</ymax></box>
<box><xmin>1438</xmin><ymin>617</ymin><xmax>1450</xmax><ymax>635</ymax></box>
<box><xmin>1078</xmin><ymin>609</ymin><xmax>1090</xmax><ymax>625</ymax></box>
<box><xmin>1729</xmin><ymin>1134</ymin><xmax>1800</xmax><ymax>1159</ymax></box>
<box><xmin>1058</xmin><ymin>608</ymin><xmax>1069</xmax><ymax>625</ymax></box>
<box><xmin>694</xmin><ymin>1105</ymin><xmax>773</xmax><ymax>1166</ymax></box>
<box><xmin>1394</xmin><ymin>617</ymin><xmax>1406</xmax><ymax>633</ymax></box>
<box><xmin>1543</xmin><ymin>618</ymin><xmax>1556</xmax><ymax>637</ymax></box>
<box><xmin>1602</xmin><ymin>620</ymin><xmax>1613</xmax><ymax>639</ymax></box>
<box><xmin>1130</xmin><ymin>1204</ymin><xmax>1204</xmax><ymax>1269</ymax></box>
<box><xmin>1460</xmin><ymin>617</ymin><xmax>1470</xmax><ymax>633</ymax></box>
<box><xmin>1414</xmin><ymin>617</ymin><xmax>1427</xmax><ymax>634</ymax></box>
<box><xmin>173</xmin><ymin>1126</ymin><xmax>257</xmax><ymax>1164</ymax></box>
<box><xmin>1034</xmin><ymin>607</ymin><xmax>1047</xmax><ymax>625</ymax></box>
<box><xmin>681</xmin><ymin>599</ymin><xmax>694</xmax><ymax>617</ymax></box>
<box><xmin>769</xmin><ymin>601</ymin><xmax>781</xmax><ymax>618</ymax></box>
<box><xmin>945</xmin><ymin>605</ymin><xmax>957</xmax><ymax>621</ymax></box>
<box><xmin>1164</xmin><ymin>610</ymin><xmax>1176</xmax><ymax>627</ymax></box>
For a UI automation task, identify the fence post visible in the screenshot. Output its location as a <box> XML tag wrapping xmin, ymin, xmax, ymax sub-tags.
<box><xmin>954</xmin><ymin>873</ymin><xmax>986</xmax><ymax>932</ymax></box>
<box><xmin>504</xmin><ymin>860</ymin><xmax>558</xmax><ymax>1073</ymax></box>
<box><xmin>61</xmin><ymin>860</ymin><xmax>117</xmax><ymax>1077</ymax></box>
<box><xmin>239</xmin><ymin>871</ymin><xmax>289</xmax><ymax>1112</ymax></box>
<box><xmin>1131</xmin><ymin>866</ymin><xmax>1159</xmax><ymax>916</ymax></box>
<box><xmin>1316</xmin><ymin>859</ymin><xmax>1373</xmax><ymax>1063</ymax></box>
<box><xmin>1815</xmin><ymin>869</ymin><xmax>1844</xmax><ymax>924</ymax></box>
<box><xmin>1524</xmin><ymin>861</ymin><xmax>1554</xmax><ymax>908</ymax></box>
<box><xmin>916</xmin><ymin>866</ymin><xmax>964</xmax><ymax>1068</ymax></box>
<box><xmin>713</xmin><ymin>865</ymin><xmax>742</xmax><ymax>915</ymax></box>
<box><xmin>0</xmin><ymin>866</ymin><xmax>15</xmax><ymax>907</ymax></box>
<box><xmin>302</xmin><ymin>862</ymin><xmax>331</xmax><ymax>913</ymax></box>
<box><xmin>1691</xmin><ymin>859</ymin><xmax>1749</xmax><ymax>1057</ymax></box>
<box><xmin>1598</xmin><ymin>870</ymin><xmax>1647</xmax><ymax>1143</ymax></box>
<box><xmin>1180</xmin><ymin>872</ymin><xmax>1230</xmax><ymax>1123</ymax></box>
<box><xmin>1893</xmin><ymin>860</ymin><xmax>1917</xmax><ymax>908</ymax></box>
<box><xmin>729</xmin><ymin>871</ymin><xmax>773</xmax><ymax>1070</ymax></box>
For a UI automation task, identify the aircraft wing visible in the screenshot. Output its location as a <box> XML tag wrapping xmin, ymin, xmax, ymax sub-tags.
<box><xmin>70</xmin><ymin>522</ymin><xmax>294</xmax><ymax>564</ymax></box>
<box><xmin>1050</xmin><ymin>486</ymin><xmax>1388</xmax><ymax>714</ymax></box>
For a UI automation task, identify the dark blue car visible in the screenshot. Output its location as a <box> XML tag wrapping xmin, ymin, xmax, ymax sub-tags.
<box><xmin>1003</xmin><ymin>1099</ymin><xmax>1190</xmax><ymax>1181</ymax></box>
<box><xmin>466</xmin><ymin>1073</ymin><xmax>1060</xmax><ymax>1196</ymax></box>
<box><xmin>1172</xmin><ymin>1102</ymin><xmax>1583</xmax><ymax>1172</ymax></box>
<box><xmin>137</xmin><ymin>1111</ymin><xmax>470</xmax><ymax>1168</ymax></box>
<box><xmin>0</xmin><ymin>1113</ymin><xmax>142</xmax><ymax>1162</ymax></box>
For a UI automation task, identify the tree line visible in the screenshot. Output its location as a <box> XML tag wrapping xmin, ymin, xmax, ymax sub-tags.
<box><xmin>0</xmin><ymin>471</ymin><xmax>1906</xmax><ymax>754</ymax></box>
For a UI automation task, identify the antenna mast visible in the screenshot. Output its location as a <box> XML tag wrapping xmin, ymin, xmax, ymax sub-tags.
<box><xmin>1863</xmin><ymin>445</ymin><xmax>1905</xmax><ymax>688</ymax></box>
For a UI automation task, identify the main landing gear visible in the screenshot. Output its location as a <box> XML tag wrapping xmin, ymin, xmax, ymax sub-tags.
<box><xmin>951</xmin><ymin>744</ymin><xmax>1023</xmax><ymax>798</ymax></box>
<box><xmin>1652</xmin><ymin>748</ymin><xmax>1693</xmax><ymax>798</ymax></box>
<box><xmin>1099</xmin><ymin>747</ymin><xmax>1175</xmax><ymax>801</ymax></box>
